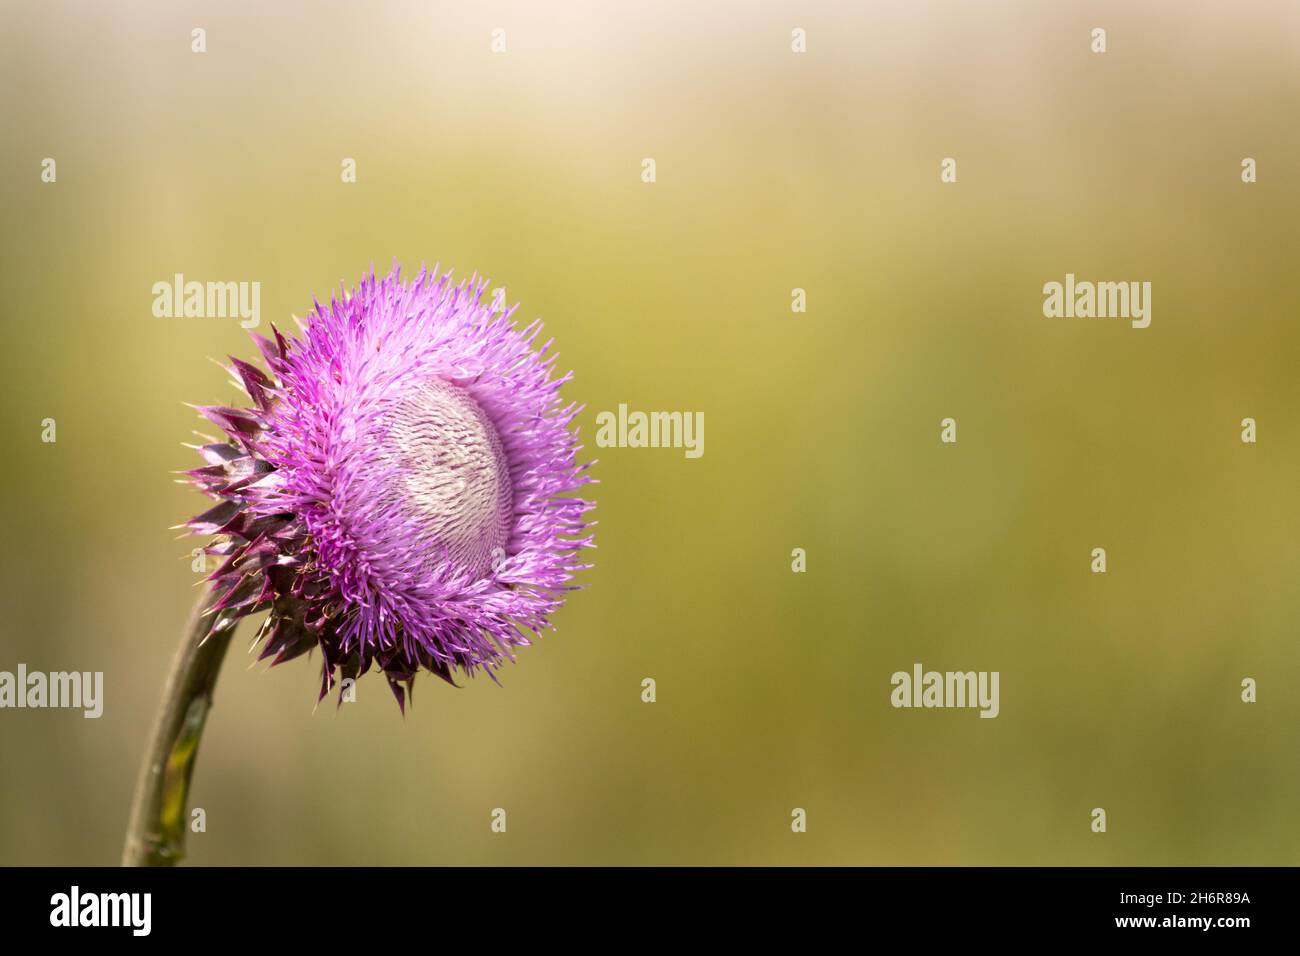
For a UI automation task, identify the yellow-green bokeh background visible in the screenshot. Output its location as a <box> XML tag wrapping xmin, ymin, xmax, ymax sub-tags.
<box><xmin>2</xmin><ymin>0</ymin><xmax>1299</xmax><ymax>865</ymax></box>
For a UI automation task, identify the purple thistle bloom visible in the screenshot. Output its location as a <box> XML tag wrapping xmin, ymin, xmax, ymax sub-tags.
<box><xmin>183</xmin><ymin>264</ymin><xmax>595</xmax><ymax>709</ymax></box>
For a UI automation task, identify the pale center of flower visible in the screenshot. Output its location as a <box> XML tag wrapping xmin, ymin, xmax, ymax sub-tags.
<box><xmin>381</xmin><ymin>378</ymin><xmax>512</xmax><ymax>579</ymax></box>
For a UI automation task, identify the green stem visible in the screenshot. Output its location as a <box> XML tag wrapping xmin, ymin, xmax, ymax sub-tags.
<box><xmin>122</xmin><ymin>586</ymin><xmax>234</xmax><ymax>866</ymax></box>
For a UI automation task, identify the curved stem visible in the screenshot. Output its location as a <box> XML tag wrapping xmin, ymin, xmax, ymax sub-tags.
<box><xmin>122</xmin><ymin>586</ymin><xmax>235</xmax><ymax>866</ymax></box>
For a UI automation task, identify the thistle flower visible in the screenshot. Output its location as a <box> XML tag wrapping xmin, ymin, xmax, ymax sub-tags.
<box><xmin>183</xmin><ymin>264</ymin><xmax>595</xmax><ymax>709</ymax></box>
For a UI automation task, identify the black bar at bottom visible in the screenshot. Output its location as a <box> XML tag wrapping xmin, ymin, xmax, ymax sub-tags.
<box><xmin>0</xmin><ymin>866</ymin><xmax>1283</xmax><ymax>940</ymax></box>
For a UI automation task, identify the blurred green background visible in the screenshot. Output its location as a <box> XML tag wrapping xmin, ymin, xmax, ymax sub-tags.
<box><xmin>2</xmin><ymin>0</ymin><xmax>1299</xmax><ymax>865</ymax></box>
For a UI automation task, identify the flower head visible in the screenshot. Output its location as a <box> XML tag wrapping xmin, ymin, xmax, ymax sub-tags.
<box><xmin>184</xmin><ymin>264</ymin><xmax>595</xmax><ymax>709</ymax></box>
